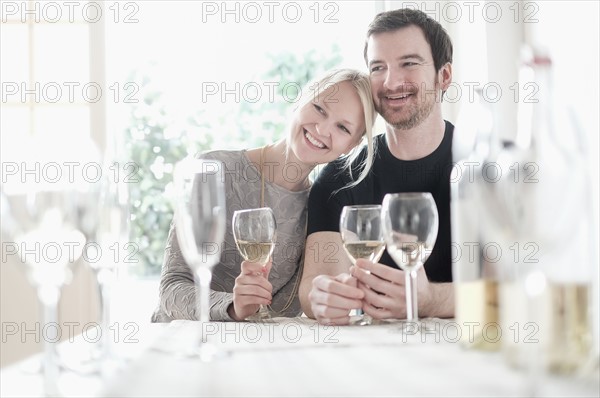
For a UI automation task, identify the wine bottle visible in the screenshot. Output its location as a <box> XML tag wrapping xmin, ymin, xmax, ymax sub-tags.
<box><xmin>451</xmin><ymin>91</ymin><xmax>502</xmax><ymax>351</ymax></box>
<box><xmin>498</xmin><ymin>46</ymin><xmax>593</xmax><ymax>374</ymax></box>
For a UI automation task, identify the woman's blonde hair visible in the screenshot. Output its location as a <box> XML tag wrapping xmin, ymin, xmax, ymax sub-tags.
<box><xmin>287</xmin><ymin>68</ymin><xmax>377</xmax><ymax>190</ymax></box>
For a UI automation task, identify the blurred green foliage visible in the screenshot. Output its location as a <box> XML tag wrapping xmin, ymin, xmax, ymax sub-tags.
<box><xmin>126</xmin><ymin>46</ymin><xmax>342</xmax><ymax>275</ymax></box>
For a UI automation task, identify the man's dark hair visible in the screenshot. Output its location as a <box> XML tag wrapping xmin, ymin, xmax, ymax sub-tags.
<box><xmin>363</xmin><ymin>8</ymin><xmax>453</xmax><ymax>72</ymax></box>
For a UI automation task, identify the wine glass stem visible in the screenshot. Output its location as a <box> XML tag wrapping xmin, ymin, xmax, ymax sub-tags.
<box><xmin>405</xmin><ymin>270</ymin><xmax>419</xmax><ymax>321</ymax></box>
<box><xmin>258</xmin><ymin>304</ymin><xmax>269</xmax><ymax>316</ymax></box>
<box><xmin>38</xmin><ymin>285</ymin><xmax>60</xmax><ymax>396</ymax></box>
<box><xmin>195</xmin><ymin>267</ymin><xmax>212</xmax><ymax>324</ymax></box>
<box><xmin>98</xmin><ymin>273</ymin><xmax>114</xmax><ymax>361</ymax></box>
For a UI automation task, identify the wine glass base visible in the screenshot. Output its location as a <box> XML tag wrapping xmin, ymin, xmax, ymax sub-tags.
<box><xmin>17</xmin><ymin>351</ymin><xmax>107</xmax><ymax>397</ymax></box>
<box><xmin>349</xmin><ymin>315</ymin><xmax>389</xmax><ymax>326</ymax></box>
<box><xmin>245</xmin><ymin>306</ymin><xmax>275</xmax><ymax>323</ymax></box>
<box><xmin>18</xmin><ymin>348</ymin><xmax>107</xmax><ymax>376</ymax></box>
<box><xmin>245</xmin><ymin>314</ymin><xmax>275</xmax><ymax>323</ymax></box>
<box><xmin>150</xmin><ymin>339</ymin><xmax>230</xmax><ymax>363</ymax></box>
<box><xmin>395</xmin><ymin>318</ymin><xmax>439</xmax><ymax>333</ymax></box>
<box><xmin>396</xmin><ymin>319</ymin><xmax>421</xmax><ymax>333</ymax></box>
<box><xmin>183</xmin><ymin>343</ymin><xmax>230</xmax><ymax>362</ymax></box>
<box><xmin>58</xmin><ymin>349</ymin><xmax>124</xmax><ymax>377</ymax></box>
<box><xmin>350</xmin><ymin>314</ymin><xmax>372</xmax><ymax>326</ymax></box>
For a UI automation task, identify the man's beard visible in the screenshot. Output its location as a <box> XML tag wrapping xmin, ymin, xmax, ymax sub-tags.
<box><xmin>375</xmin><ymin>84</ymin><xmax>438</xmax><ymax>130</ymax></box>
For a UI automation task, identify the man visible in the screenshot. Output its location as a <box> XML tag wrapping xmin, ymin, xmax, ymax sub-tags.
<box><xmin>299</xmin><ymin>8</ymin><xmax>455</xmax><ymax>325</ymax></box>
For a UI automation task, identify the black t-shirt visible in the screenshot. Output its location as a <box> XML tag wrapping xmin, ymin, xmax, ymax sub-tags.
<box><xmin>307</xmin><ymin>121</ymin><xmax>454</xmax><ymax>282</ymax></box>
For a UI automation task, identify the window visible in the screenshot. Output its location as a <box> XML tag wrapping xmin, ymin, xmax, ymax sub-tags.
<box><xmin>1</xmin><ymin>0</ymin><xmax>102</xmax><ymax>150</ymax></box>
<box><xmin>0</xmin><ymin>0</ymin><xmax>106</xmax><ymax>366</ymax></box>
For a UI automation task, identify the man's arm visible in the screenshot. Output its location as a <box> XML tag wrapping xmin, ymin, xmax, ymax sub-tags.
<box><xmin>422</xmin><ymin>282</ymin><xmax>454</xmax><ymax>318</ymax></box>
<box><xmin>299</xmin><ymin>231</ymin><xmax>363</xmax><ymax>322</ymax></box>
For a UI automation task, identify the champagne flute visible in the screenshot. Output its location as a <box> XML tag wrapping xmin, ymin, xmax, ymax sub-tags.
<box><xmin>173</xmin><ymin>158</ymin><xmax>226</xmax><ymax>361</ymax></box>
<box><xmin>382</xmin><ymin>193</ymin><xmax>438</xmax><ymax>322</ymax></box>
<box><xmin>232</xmin><ymin>208</ymin><xmax>277</xmax><ymax>322</ymax></box>
<box><xmin>339</xmin><ymin>205</ymin><xmax>385</xmax><ymax>326</ymax></box>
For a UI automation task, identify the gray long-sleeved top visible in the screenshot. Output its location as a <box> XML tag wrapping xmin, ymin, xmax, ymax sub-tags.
<box><xmin>151</xmin><ymin>150</ymin><xmax>308</xmax><ymax>321</ymax></box>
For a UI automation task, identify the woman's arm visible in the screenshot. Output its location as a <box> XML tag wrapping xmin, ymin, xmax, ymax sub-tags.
<box><xmin>155</xmin><ymin>222</ymin><xmax>236</xmax><ymax>321</ymax></box>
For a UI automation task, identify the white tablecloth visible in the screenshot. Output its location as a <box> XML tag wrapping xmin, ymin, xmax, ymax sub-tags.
<box><xmin>2</xmin><ymin>318</ymin><xmax>598</xmax><ymax>397</ymax></box>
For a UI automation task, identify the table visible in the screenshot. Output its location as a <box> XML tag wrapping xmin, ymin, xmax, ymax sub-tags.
<box><xmin>2</xmin><ymin>318</ymin><xmax>598</xmax><ymax>397</ymax></box>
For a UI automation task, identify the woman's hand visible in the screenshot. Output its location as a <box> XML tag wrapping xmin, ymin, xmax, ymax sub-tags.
<box><xmin>228</xmin><ymin>260</ymin><xmax>273</xmax><ymax>321</ymax></box>
<box><xmin>308</xmin><ymin>273</ymin><xmax>364</xmax><ymax>325</ymax></box>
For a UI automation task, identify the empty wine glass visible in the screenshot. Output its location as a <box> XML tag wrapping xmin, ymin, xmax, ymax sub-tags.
<box><xmin>64</xmin><ymin>157</ymin><xmax>130</xmax><ymax>376</ymax></box>
<box><xmin>339</xmin><ymin>205</ymin><xmax>385</xmax><ymax>326</ymax></box>
<box><xmin>1</xmin><ymin>137</ymin><xmax>100</xmax><ymax>396</ymax></box>
<box><xmin>381</xmin><ymin>193</ymin><xmax>438</xmax><ymax>322</ymax></box>
<box><xmin>173</xmin><ymin>157</ymin><xmax>226</xmax><ymax>361</ymax></box>
<box><xmin>2</xmin><ymin>189</ymin><xmax>85</xmax><ymax>396</ymax></box>
<box><xmin>93</xmin><ymin>161</ymin><xmax>130</xmax><ymax>367</ymax></box>
<box><xmin>232</xmin><ymin>207</ymin><xmax>277</xmax><ymax>322</ymax></box>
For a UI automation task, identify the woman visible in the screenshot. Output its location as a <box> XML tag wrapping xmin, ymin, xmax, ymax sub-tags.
<box><xmin>152</xmin><ymin>68</ymin><xmax>376</xmax><ymax>322</ymax></box>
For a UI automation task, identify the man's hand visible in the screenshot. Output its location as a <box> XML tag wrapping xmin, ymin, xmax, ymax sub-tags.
<box><xmin>228</xmin><ymin>260</ymin><xmax>273</xmax><ymax>321</ymax></box>
<box><xmin>352</xmin><ymin>259</ymin><xmax>447</xmax><ymax>319</ymax></box>
<box><xmin>308</xmin><ymin>273</ymin><xmax>364</xmax><ymax>325</ymax></box>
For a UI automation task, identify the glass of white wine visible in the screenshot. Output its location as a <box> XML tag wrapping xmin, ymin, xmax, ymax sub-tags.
<box><xmin>340</xmin><ymin>205</ymin><xmax>385</xmax><ymax>326</ymax></box>
<box><xmin>173</xmin><ymin>158</ymin><xmax>226</xmax><ymax>361</ymax></box>
<box><xmin>382</xmin><ymin>193</ymin><xmax>438</xmax><ymax>322</ymax></box>
<box><xmin>232</xmin><ymin>207</ymin><xmax>277</xmax><ymax>322</ymax></box>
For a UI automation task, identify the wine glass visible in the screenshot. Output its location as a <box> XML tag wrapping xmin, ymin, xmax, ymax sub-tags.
<box><xmin>64</xmin><ymin>158</ymin><xmax>130</xmax><ymax>376</ymax></box>
<box><xmin>1</xmin><ymin>137</ymin><xmax>100</xmax><ymax>395</ymax></box>
<box><xmin>381</xmin><ymin>193</ymin><xmax>438</xmax><ymax>322</ymax></box>
<box><xmin>231</xmin><ymin>207</ymin><xmax>277</xmax><ymax>322</ymax></box>
<box><xmin>2</xmin><ymin>189</ymin><xmax>86</xmax><ymax>396</ymax></box>
<box><xmin>173</xmin><ymin>157</ymin><xmax>226</xmax><ymax>361</ymax></box>
<box><xmin>339</xmin><ymin>205</ymin><xmax>385</xmax><ymax>326</ymax></box>
<box><xmin>94</xmin><ymin>162</ymin><xmax>130</xmax><ymax>366</ymax></box>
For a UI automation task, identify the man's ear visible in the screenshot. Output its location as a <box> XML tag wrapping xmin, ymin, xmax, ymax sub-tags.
<box><xmin>438</xmin><ymin>62</ymin><xmax>452</xmax><ymax>91</ymax></box>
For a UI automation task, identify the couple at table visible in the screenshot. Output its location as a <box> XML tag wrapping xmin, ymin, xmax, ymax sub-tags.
<box><xmin>152</xmin><ymin>8</ymin><xmax>455</xmax><ymax>325</ymax></box>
